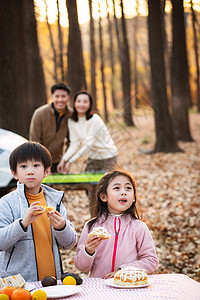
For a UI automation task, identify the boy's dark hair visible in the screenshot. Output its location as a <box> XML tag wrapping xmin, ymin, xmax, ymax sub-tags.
<box><xmin>9</xmin><ymin>142</ymin><xmax>52</xmax><ymax>173</ymax></box>
<box><xmin>70</xmin><ymin>90</ymin><xmax>94</xmax><ymax>122</ymax></box>
<box><xmin>88</xmin><ymin>169</ymin><xmax>140</xmax><ymax>230</ymax></box>
<box><xmin>51</xmin><ymin>83</ymin><xmax>71</xmax><ymax>95</ymax></box>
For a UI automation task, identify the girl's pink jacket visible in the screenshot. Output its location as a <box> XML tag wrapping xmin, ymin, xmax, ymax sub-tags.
<box><xmin>75</xmin><ymin>214</ymin><xmax>159</xmax><ymax>278</ymax></box>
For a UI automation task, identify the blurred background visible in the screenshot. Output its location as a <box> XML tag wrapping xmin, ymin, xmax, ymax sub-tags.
<box><xmin>0</xmin><ymin>0</ymin><xmax>199</xmax><ymax>282</ymax></box>
<box><xmin>0</xmin><ymin>0</ymin><xmax>199</xmax><ymax>147</ymax></box>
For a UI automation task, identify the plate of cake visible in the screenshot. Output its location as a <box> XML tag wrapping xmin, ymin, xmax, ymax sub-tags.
<box><xmin>105</xmin><ymin>267</ymin><xmax>154</xmax><ymax>289</ymax></box>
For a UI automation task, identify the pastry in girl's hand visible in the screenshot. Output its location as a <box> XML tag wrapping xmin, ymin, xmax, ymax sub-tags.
<box><xmin>88</xmin><ymin>227</ymin><xmax>111</xmax><ymax>240</ymax></box>
<box><xmin>33</xmin><ymin>205</ymin><xmax>56</xmax><ymax>215</ymax></box>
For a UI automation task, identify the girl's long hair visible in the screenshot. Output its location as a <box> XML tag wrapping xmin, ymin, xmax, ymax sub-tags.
<box><xmin>88</xmin><ymin>170</ymin><xmax>141</xmax><ymax>230</ymax></box>
<box><xmin>70</xmin><ymin>90</ymin><xmax>94</xmax><ymax>122</ymax></box>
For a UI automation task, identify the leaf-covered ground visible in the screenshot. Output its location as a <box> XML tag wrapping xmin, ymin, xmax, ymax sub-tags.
<box><xmin>60</xmin><ymin>112</ymin><xmax>200</xmax><ymax>282</ymax></box>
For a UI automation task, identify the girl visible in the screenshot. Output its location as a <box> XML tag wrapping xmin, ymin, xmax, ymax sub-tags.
<box><xmin>75</xmin><ymin>170</ymin><xmax>159</xmax><ymax>278</ymax></box>
<box><xmin>57</xmin><ymin>90</ymin><xmax>118</xmax><ymax>173</ymax></box>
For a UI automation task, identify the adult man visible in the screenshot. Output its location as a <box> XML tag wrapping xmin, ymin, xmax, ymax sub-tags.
<box><xmin>29</xmin><ymin>83</ymin><xmax>71</xmax><ymax>173</ymax></box>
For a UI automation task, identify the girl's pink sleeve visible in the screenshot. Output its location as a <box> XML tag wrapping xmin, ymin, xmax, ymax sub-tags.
<box><xmin>74</xmin><ymin>223</ymin><xmax>96</xmax><ymax>273</ymax></box>
<box><xmin>119</xmin><ymin>221</ymin><xmax>159</xmax><ymax>274</ymax></box>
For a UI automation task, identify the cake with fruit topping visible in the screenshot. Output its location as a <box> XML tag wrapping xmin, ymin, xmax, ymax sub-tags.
<box><xmin>114</xmin><ymin>267</ymin><xmax>148</xmax><ymax>286</ymax></box>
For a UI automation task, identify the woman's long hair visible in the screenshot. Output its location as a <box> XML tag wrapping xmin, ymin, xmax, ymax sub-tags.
<box><xmin>70</xmin><ymin>90</ymin><xmax>94</xmax><ymax>122</ymax></box>
<box><xmin>87</xmin><ymin>170</ymin><xmax>141</xmax><ymax>230</ymax></box>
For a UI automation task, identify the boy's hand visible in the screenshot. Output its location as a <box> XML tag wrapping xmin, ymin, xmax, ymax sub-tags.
<box><xmin>48</xmin><ymin>210</ymin><xmax>66</xmax><ymax>230</ymax></box>
<box><xmin>85</xmin><ymin>236</ymin><xmax>103</xmax><ymax>255</ymax></box>
<box><xmin>21</xmin><ymin>201</ymin><xmax>43</xmax><ymax>228</ymax></box>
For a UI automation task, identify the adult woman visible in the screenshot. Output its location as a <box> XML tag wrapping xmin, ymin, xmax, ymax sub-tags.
<box><xmin>57</xmin><ymin>90</ymin><xmax>118</xmax><ymax>174</ymax></box>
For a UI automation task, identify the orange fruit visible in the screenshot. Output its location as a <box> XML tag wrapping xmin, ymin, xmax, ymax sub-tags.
<box><xmin>63</xmin><ymin>276</ymin><xmax>76</xmax><ymax>285</ymax></box>
<box><xmin>0</xmin><ymin>286</ymin><xmax>17</xmax><ymax>298</ymax></box>
<box><xmin>0</xmin><ymin>294</ymin><xmax>10</xmax><ymax>300</ymax></box>
<box><xmin>10</xmin><ymin>289</ymin><xmax>31</xmax><ymax>300</ymax></box>
<box><xmin>32</xmin><ymin>290</ymin><xmax>47</xmax><ymax>300</ymax></box>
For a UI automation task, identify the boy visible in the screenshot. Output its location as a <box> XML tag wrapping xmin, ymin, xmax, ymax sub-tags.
<box><xmin>0</xmin><ymin>142</ymin><xmax>77</xmax><ymax>282</ymax></box>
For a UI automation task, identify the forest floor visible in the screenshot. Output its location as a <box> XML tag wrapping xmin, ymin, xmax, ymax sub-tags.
<box><xmin>59</xmin><ymin>111</ymin><xmax>200</xmax><ymax>283</ymax></box>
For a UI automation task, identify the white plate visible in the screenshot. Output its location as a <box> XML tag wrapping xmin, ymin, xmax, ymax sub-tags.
<box><xmin>24</xmin><ymin>282</ymin><xmax>36</xmax><ymax>291</ymax></box>
<box><xmin>31</xmin><ymin>285</ymin><xmax>82</xmax><ymax>298</ymax></box>
<box><xmin>104</xmin><ymin>277</ymin><xmax>154</xmax><ymax>288</ymax></box>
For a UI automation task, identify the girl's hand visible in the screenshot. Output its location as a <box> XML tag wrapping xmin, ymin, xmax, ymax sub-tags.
<box><xmin>63</xmin><ymin>161</ymin><xmax>71</xmax><ymax>173</ymax></box>
<box><xmin>48</xmin><ymin>210</ymin><xmax>66</xmax><ymax>230</ymax></box>
<box><xmin>21</xmin><ymin>201</ymin><xmax>43</xmax><ymax>228</ymax></box>
<box><xmin>57</xmin><ymin>159</ymin><xmax>71</xmax><ymax>174</ymax></box>
<box><xmin>85</xmin><ymin>236</ymin><xmax>103</xmax><ymax>255</ymax></box>
<box><xmin>57</xmin><ymin>159</ymin><xmax>66</xmax><ymax>174</ymax></box>
<box><xmin>102</xmin><ymin>270</ymin><xmax>118</xmax><ymax>279</ymax></box>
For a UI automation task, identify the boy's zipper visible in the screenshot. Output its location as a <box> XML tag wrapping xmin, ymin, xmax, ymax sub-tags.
<box><xmin>111</xmin><ymin>216</ymin><xmax>121</xmax><ymax>272</ymax></box>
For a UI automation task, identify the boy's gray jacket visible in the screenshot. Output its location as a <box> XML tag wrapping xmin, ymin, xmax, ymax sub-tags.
<box><xmin>0</xmin><ymin>182</ymin><xmax>77</xmax><ymax>282</ymax></box>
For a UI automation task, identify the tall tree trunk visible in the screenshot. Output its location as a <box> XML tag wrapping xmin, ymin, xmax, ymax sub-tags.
<box><xmin>98</xmin><ymin>2</ymin><xmax>108</xmax><ymax>122</ymax></box>
<box><xmin>56</xmin><ymin>0</ymin><xmax>65</xmax><ymax>82</ymax></box>
<box><xmin>190</xmin><ymin>0</ymin><xmax>200</xmax><ymax>111</ymax></box>
<box><xmin>171</xmin><ymin>0</ymin><xmax>193</xmax><ymax>141</ymax></box>
<box><xmin>112</xmin><ymin>0</ymin><xmax>133</xmax><ymax>126</ymax></box>
<box><xmin>66</xmin><ymin>0</ymin><xmax>86</xmax><ymax>97</ymax></box>
<box><xmin>161</xmin><ymin>0</ymin><xmax>171</xmax><ymax>98</ymax></box>
<box><xmin>0</xmin><ymin>0</ymin><xmax>26</xmax><ymax>137</ymax></box>
<box><xmin>106</xmin><ymin>0</ymin><xmax>117</xmax><ymax>109</ymax></box>
<box><xmin>0</xmin><ymin>0</ymin><xmax>46</xmax><ymax>139</ymax></box>
<box><xmin>112</xmin><ymin>0</ymin><xmax>122</xmax><ymax>85</ymax></box>
<box><xmin>23</xmin><ymin>0</ymin><xmax>46</xmax><ymax>116</ymax></box>
<box><xmin>43</xmin><ymin>0</ymin><xmax>58</xmax><ymax>82</ymax></box>
<box><xmin>120</xmin><ymin>0</ymin><xmax>134</xmax><ymax>126</ymax></box>
<box><xmin>148</xmin><ymin>0</ymin><xmax>179</xmax><ymax>152</ymax></box>
<box><xmin>88</xmin><ymin>0</ymin><xmax>97</xmax><ymax>110</ymax></box>
<box><xmin>133</xmin><ymin>0</ymin><xmax>139</xmax><ymax>108</ymax></box>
